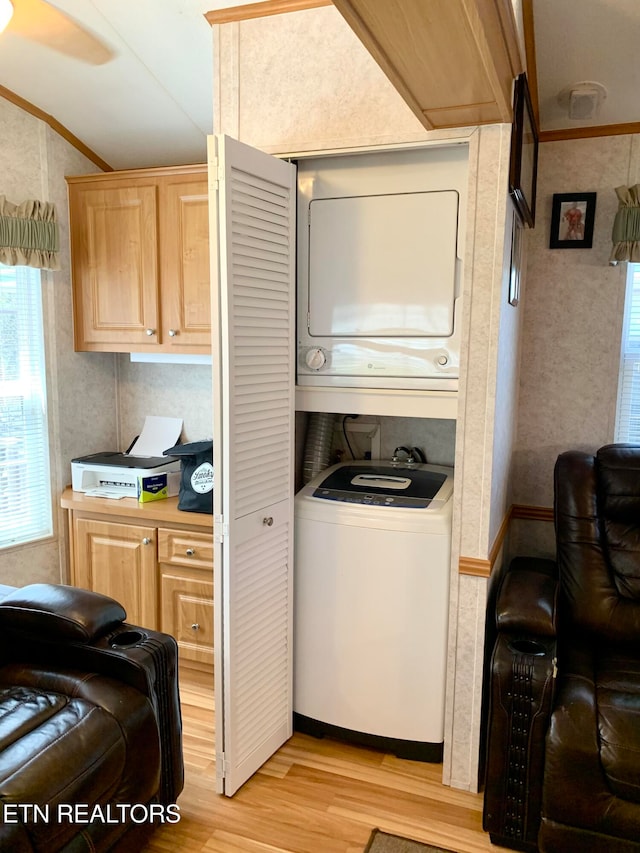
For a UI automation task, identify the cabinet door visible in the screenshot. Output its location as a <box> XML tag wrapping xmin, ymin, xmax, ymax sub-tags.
<box><xmin>160</xmin><ymin>570</ymin><xmax>214</xmax><ymax>668</ymax></box>
<box><xmin>69</xmin><ymin>182</ymin><xmax>160</xmax><ymax>351</ymax></box>
<box><xmin>159</xmin><ymin>175</ymin><xmax>211</xmax><ymax>350</ymax></box>
<box><xmin>72</xmin><ymin>518</ymin><xmax>158</xmax><ymax>628</ymax></box>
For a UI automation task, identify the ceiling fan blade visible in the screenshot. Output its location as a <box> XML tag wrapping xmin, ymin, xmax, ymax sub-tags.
<box><xmin>8</xmin><ymin>0</ymin><xmax>114</xmax><ymax>64</ymax></box>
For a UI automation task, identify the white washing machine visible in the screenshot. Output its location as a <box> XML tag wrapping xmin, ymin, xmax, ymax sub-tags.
<box><xmin>293</xmin><ymin>460</ymin><xmax>454</xmax><ymax>761</ymax></box>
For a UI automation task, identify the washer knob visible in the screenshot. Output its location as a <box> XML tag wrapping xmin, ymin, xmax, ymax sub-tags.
<box><xmin>305</xmin><ymin>348</ymin><xmax>326</xmax><ymax>370</ymax></box>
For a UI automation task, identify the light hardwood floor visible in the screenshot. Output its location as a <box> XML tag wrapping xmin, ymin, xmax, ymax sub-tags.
<box><xmin>143</xmin><ymin>670</ymin><xmax>509</xmax><ymax>853</ymax></box>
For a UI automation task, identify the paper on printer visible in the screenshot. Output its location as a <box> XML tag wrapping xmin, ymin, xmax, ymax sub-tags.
<box><xmin>71</xmin><ymin>416</ymin><xmax>183</xmax><ymax>499</ymax></box>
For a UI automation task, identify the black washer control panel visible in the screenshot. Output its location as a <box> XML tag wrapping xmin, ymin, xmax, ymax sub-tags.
<box><xmin>311</xmin><ymin>464</ymin><xmax>447</xmax><ymax>509</ymax></box>
<box><xmin>312</xmin><ymin>488</ymin><xmax>432</xmax><ymax>508</ymax></box>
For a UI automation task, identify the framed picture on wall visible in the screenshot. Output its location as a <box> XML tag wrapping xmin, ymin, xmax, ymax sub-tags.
<box><xmin>549</xmin><ymin>192</ymin><xmax>597</xmax><ymax>248</ymax></box>
<box><xmin>509</xmin><ymin>73</ymin><xmax>539</xmax><ymax>228</ymax></box>
<box><xmin>509</xmin><ymin>205</ymin><xmax>524</xmax><ymax>307</ymax></box>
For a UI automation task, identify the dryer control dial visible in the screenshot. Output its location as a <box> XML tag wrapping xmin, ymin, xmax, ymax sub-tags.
<box><xmin>305</xmin><ymin>348</ymin><xmax>327</xmax><ymax>370</ymax></box>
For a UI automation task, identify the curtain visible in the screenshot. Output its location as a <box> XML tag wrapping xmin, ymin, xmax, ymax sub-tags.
<box><xmin>0</xmin><ymin>195</ymin><xmax>60</xmax><ymax>270</ymax></box>
<box><xmin>610</xmin><ymin>184</ymin><xmax>640</xmax><ymax>266</ymax></box>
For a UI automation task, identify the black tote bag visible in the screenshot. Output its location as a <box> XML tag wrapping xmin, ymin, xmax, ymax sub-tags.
<box><xmin>163</xmin><ymin>440</ymin><xmax>213</xmax><ymax>513</ymax></box>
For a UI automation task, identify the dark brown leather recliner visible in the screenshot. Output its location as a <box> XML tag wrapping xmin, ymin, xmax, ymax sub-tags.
<box><xmin>0</xmin><ymin>582</ymin><xmax>183</xmax><ymax>852</ymax></box>
<box><xmin>483</xmin><ymin>444</ymin><xmax>640</xmax><ymax>852</ymax></box>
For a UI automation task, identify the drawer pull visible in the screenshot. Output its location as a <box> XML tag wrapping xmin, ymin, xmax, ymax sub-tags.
<box><xmin>263</xmin><ymin>516</ymin><xmax>274</xmax><ymax>527</ymax></box>
<box><xmin>186</xmin><ymin>548</ymin><xmax>195</xmax><ymax>556</ymax></box>
<box><xmin>142</xmin><ymin>537</ymin><xmax>152</xmax><ymax>545</ymax></box>
<box><xmin>191</xmin><ymin>623</ymin><xmax>200</xmax><ymax>631</ymax></box>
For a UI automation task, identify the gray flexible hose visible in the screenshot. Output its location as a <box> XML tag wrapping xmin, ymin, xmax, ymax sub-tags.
<box><xmin>302</xmin><ymin>412</ymin><xmax>336</xmax><ymax>484</ymax></box>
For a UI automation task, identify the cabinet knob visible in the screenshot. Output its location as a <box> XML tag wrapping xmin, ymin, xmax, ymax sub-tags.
<box><xmin>145</xmin><ymin>328</ymin><xmax>156</xmax><ymax>336</ymax></box>
<box><xmin>142</xmin><ymin>537</ymin><xmax>152</xmax><ymax>545</ymax></box>
<box><xmin>191</xmin><ymin>623</ymin><xmax>200</xmax><ymax>632</ymax></box>
<box><xmin>263</xmin><ymin>516</ymin><xmax>274</xmax><ymax>526</ymax></box>
<box><xmin>168</xmin><ymin>329</ymin><xmax>179</xmax><ymax>337</ymax></box>
<box><xmin>186</xmin><ymin>548</ymin><xmax>195</xmax><ymax>556</ymax></box>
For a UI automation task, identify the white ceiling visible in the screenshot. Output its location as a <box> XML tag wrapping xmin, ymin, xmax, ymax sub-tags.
<box><xmin>0</xmin><ymin>0</ymin><xmax>231</xmax><ymax>170</ymax></box>
<box><xmin>532</xmin><ymin>0</ymin><xmax>640</xmax><ymax>132</ymax></box>
<box><xmin>0</xmin><ymin>1</ymin><xmax>638</xmax><ymax>171</ymax></box>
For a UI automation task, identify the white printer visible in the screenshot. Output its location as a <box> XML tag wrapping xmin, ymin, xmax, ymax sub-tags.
<box><xmin>71</xmin><ymin>452</ymin><xmax>181</xmax><ymax>499</ymax></box>
<box><xmin>71</xmin><ymin>415</ymin><xmax>184</xmax><ymax>500</ymax></box>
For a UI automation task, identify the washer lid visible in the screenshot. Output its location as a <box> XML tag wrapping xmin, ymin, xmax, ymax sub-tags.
<box><xmin>313</xmin><ymin>464</ymin><xmax>448</xmax><ymax>508</ymax></box>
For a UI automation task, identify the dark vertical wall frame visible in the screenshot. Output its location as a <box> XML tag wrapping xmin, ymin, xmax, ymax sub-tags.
<box><xmin>549</xmin><ymin>192</ymin><xmax>597</xmax><ymax>248</ymax></box>
<box><xmin>509</xmin><ymin>73</ymin><xmax>539</xmax><ymax>228</ymax></box>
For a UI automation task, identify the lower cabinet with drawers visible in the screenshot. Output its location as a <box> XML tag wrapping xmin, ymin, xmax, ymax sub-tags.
<box><xmin>61</xmin><ymin>487</ymin><xmax>213</xmax><ymax>673</ymax></box>
<box><xmin>158</xmin><ymin>528</ymin><xmax>214</xmax><ymax>669</ymax></box>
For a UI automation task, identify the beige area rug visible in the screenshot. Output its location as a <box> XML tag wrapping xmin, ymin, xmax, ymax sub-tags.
<box><xmin>364</xmin><ymin>829</ymin><xmax>456</xmax><ymax>853</ymax></box>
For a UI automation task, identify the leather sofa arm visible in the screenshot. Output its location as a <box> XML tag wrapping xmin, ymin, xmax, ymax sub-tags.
<box><xmin>0</xmin><ymin>585</ymin><xmax>184</xmax><ymax>807</ymax></box>
<box><xmin>496</xmin><ymin>556</ymin><xmax>558</xmax><ymax>639</ymax></box>
<box><xmin>484</xmin><ymin>557</ymin><xmax>559</xmax><ymax>850</ymax></box>
<box><xmin>0</xmin><ymin>583</ymin><xmax>126</xmax><ymax>642</ymax></box>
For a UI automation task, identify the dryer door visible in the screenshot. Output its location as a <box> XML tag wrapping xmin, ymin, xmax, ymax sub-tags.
<box><xmin>308</xmin><ymin>190</ymin><xmax>459</xmax><ymax>337</ymax></box>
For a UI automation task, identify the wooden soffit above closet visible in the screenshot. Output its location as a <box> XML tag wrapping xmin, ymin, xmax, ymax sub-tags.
<box><xmin>331</xmin><ymin>0</ymin><xmax>524</xmax><ymax>129</ymax></box>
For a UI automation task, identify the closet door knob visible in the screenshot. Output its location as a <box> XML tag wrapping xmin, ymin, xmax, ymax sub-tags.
<box><xmin>263</xmin><ymin>517</ymin><xmax>273</xmax><ymax>527</ymax></box>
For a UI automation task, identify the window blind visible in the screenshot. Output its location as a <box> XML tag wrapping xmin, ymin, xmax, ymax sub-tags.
<box><xmin>0</xmin><ymin>265</ymin><xmax>52</xmax><ymax>548</ymax></box>
<box><xmin>615</xmin><ymin>263</ymin><xmax>640</xmax><ymax>442</ymax></box>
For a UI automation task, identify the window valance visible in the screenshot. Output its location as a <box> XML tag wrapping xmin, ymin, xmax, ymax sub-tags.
<box><xmin>610</xmin><ymin>184</ymin><xmax>640</xmax><ymax>266</ymax></box>
<box><xmin>0</xmin><ymin>195</ymin><xmax>60</xmax><ymax>270</ymax></box>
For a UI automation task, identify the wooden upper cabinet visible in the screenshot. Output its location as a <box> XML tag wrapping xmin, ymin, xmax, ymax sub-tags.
<box><xmin>331</xmin><ymin>0</ymin><xmax>524</xmax><ymax>129</ymax></box>
<box><xmin>67</xmin><ymin>165</ymin><xmax>210</xmax><ymax>354</ymax></box>
<box><xmin>69</xmin><ymin>182</ymin><xmax>160</xmax><ymax>350</ymax></box>
<box><xmin>159</xmin><ymin>176</ymin><xmax>211</xmax><ymax>349</ymax></box>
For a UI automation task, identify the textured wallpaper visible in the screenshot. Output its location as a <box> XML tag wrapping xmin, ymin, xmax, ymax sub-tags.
<box><xmin>215</xmin><ymin>4</ymin><xmax>432</xmax><ymax>155</ymax></box>
<box><xmin>513</xmin><ymin>134</ymin><xmax>634</xmax><ymax>510</ymax></box>
<box><xmin>116</xmin><ymin>358</ymin><xmax>213</xmax><ymax>448</ymax></box>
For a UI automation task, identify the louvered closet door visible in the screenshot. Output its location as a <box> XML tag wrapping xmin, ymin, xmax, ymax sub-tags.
<box><xmin>209</xmin><ymin>135</ymin><xmax>296</xmax><ymax>796</ymax></box>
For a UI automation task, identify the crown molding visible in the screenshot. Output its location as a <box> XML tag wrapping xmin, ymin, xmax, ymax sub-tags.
<box><xmin>0</xmin><ymin>84</ymin><xmax>112</xmax><ymax>172</ymax></box>
<box><xmin>540</xmin><ymin>123</ymin><xmax>640</xmax><ymax>143</ymax></box>
<box><xmin>206</xmin><ymin>0</ymin><xmax>331</xmax><ymax>25</ymax></box>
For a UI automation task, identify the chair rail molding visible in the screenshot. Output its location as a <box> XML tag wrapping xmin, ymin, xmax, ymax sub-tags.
<box><xmin>458</xmin><ymin>503</ymin><xmax>554</xmax><ymax>577</ymax></box>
